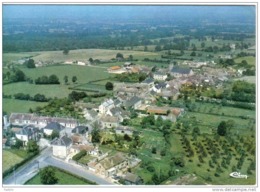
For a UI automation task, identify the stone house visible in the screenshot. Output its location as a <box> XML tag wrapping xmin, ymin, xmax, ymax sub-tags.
<box><xmin>95</xmin><ymin>153</ymin><xmax>129</xmax><ymax>177</ymax></box>
<box><xmin>15</xmin><ymin>125</ymin><xmax>39</xmax><ymax>145</ymax></box>
<box><xmin>43</xmin><ymin>122</ymin><xmax>65</xmax><ymax>136</ymax></box>
<box><xmin>52</xmin><ymin>135</ymin><xmax>72</xmax><ymax>159</ymax></box>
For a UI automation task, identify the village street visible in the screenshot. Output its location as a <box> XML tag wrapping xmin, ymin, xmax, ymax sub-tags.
<box><xmin>3</xmin><ymin>147</ymin><xmax>114</xmax><ymax>186</ymax></box>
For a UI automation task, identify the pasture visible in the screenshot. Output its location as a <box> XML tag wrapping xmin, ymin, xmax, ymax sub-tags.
<box><xmin>3</xmin><ymin>150</ymin><xmax>26</xmax><ymax>172</ymax></box>
<box><xmin>20</xmin><ymin>65</ymin><xmax>110</xmax><ymax>84</ymax></box>
<box><xmin>3</xmin><ymin>98</ymin><xmax>47</xmax><ymax>115</ymax></box>
<box><xmin>234</xmin><ymin>56</ymin><xmax>255</xmax><ymax>65</ymax></box>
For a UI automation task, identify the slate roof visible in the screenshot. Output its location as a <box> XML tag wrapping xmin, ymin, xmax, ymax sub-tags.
<box><xmin>52</xmin><ymin>135</ymin><xmax>72</xmax><ymax>147</ymax></box>
<box><xmin>124</xmin><ymin>172</ymin><xmax>141</xmax><ymax>183</ymax></box>
<box><xmin>44</xmin><ymin>122</ymin><xmax>64</xmax><ymax>132</ymax></box>
<box><xmin>171</xmin><ymin>66</ymin><xmax>192</xmax><ymax>74</ymax></box>
<box><xmin>98</xmin><ymin>153</ymin><xmax>126</xmax><ymax>170</ymax></box>
<box><xmin>72</xmin><ymin>125</ymin><xmax>88</xmax><ymax>134</ymax></box>
<box><xmin>125</xmin><ymin>96</ymin><xmax>142</xmax><ymax>108</ymax></box>
<box><xmin>17</xmin><ymin>125</ymin><xmax>38</xmax><ymax>136</ymax></box>
<box><xmin>142</xmin><ymin>78</ymin><xmax>154</xmax><ymax>84</ymax></box>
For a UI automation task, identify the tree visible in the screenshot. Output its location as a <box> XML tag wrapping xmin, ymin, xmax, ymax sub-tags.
<box><xmin>72</xmin><ymin>76</ymin><xmax>77</xmax><ymax>84</ymax></box>
<box><xmin>91</xmin><ymin>127</ymin><xmax>100</xmax><ymax>143</ymax></box>
<box><xmin>12</xmin><ymin>70</ymin><xmax>26</xmax><ymax>82</ymax></box>
<box><xmin>217</xmin><ymin>121</ymin><xmax>227</xmax><ymax>136</ymax></box>
<box><xmin>144</xmin><ymin>46</ymin><xmax>148</xmax><ymax>51</ymax></box>
<box><xmin>129</xmin><ymin>55</ymin><xmax>133</xmax><ymax>61</ymax></box>
<box><xmin>27</xmin><ymin>140</ymin><xmax>39</xmax><ymax>153</ymax></box>
<box><xmin>6</xmin><ymin>71</ymin><xmax>11</xmax><ymax>80</ymax></box>
<box><xmin>155</xmin><ymin>45</ymin><xmax>161</xmax><ymax>52</ymax></box>
<box><xmin>48</xmin><ymin>74</ymin><xmax>60</xmax><ymax>84</ymax></box>
<box><xmin>151</xmin><ymin>147</ymin><xmax>157</xmax><ymax>154</ymax></box>
<box><xmin>40</xmin><ymin>166</ymin><xmax>58</xmax><ymax>184</ymax></box>
<box><xmin>64</xmin><ymin>75</ymin><xmax>68</xmax><ymax>84</ymax></box>
<box><xmin>89</xmin><ymin>58</ymin><xmax>94</xmax><ymax>64</ymax></box>
<box><xmin>116</xmin><ymin>53</ymin><xmax>124</xmax><ymax>60</ymax></box>
<box><xmin>25</xmin><ymin>59</ymin><xmax>36</xmax><ymax>68</ymax></box>
<box><xmin>190</xmin><ymin>51</ymin><xmax>196</xmax><ymax>57</ymax></box>
<box><xmin>51</xmin><ymin>130</ymin><xmax>60</xmax><ymax>140</ymax></box>
<box><xmin>63</xmin><ymin>48</ymin><xmax>69</xmax><ymax>55</ymax></box>
<box><xmin>105</xmin><ymin>82</ymin><xmax>114</xmax><ymax>90</ymax></box>
<box><xmin>13</xmin><ymin>139</ymin><xmax>24</xmax><ymax>149</ymax></box>
<box><xmin>201</xmin><ymin>42</ymin><xmax>206</xmax><ymax>48</ymax></box>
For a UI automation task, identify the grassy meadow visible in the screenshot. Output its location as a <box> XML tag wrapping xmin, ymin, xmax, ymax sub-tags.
<box><xmin>3</xmin><ymin>150</ymin><xmax>28</xmax><ymax>172</ymax></box>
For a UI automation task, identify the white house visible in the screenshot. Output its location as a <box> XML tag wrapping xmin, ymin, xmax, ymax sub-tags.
<box><xmin>99</xmin><ymin>99</ymin><xmax>114</xmax><ymax>114</ymax></box>
<box><xmin>15</xmin><ymin>125</ymin><xmax>39</xmax><ymax>145</ymax></box>
<box><xmin>153</xmin><ymin>72</ymin><xmax>167</xmax><ymax>81</ymax></box>
<box><xmin>52</xmin><ymin>135</ymin><xmax>72</xmax><ymax>159</ymax></box>
<box><xmin>100</xmin><ymin>115</ymin><xmax>120</xmax><ymax>128</ymax></box>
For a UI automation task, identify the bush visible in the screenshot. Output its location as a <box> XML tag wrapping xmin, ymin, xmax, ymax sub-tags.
<box><xmin>72</xmin><ymin>150</ymin><xmax>87</xmax><ymax>161</ymax></box>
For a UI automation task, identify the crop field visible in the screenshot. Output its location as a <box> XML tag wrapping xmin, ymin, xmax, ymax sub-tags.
<box><xmin>3</xmin><ymin>98</ymin><xmax>47</xmax><ymax>115</ymax></box>
<box><xmin>3</xmin><ymin>150</ymin><xmax>25</xmax><ymax>172</ymax></box>
<box><xmin>15</xmin><ymin>49</ymin><xmax>159</xmax><ymax>63</ymax></box>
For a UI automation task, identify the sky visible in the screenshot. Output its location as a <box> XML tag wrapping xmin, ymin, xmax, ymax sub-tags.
<box><xmin>3</xmin><ymin>5</ymin><xmax>255</xmax><ymax>22</ymax></box>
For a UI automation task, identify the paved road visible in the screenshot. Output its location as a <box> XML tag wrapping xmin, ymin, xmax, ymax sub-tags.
<box><xmin>3</xmin><ymin>147</ymin><xmax>114</xmax><ymax>186</ymax></box>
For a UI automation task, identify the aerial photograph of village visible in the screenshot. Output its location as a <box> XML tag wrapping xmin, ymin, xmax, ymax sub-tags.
<box><xmin>2</xmin><ymin>4</ymin><xmax>257</xmax><ymax>188</ymax></box>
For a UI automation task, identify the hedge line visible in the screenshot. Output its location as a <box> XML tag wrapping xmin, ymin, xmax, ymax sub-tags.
<box><xmin>24</xmin><ymin>166</ymin><xmax>96</xmax><ymax>185</ymax></box>
<box><xmin>3</xmin><ymin>151</ymin><xmax>39</xmax><ymax>178</ymax></box>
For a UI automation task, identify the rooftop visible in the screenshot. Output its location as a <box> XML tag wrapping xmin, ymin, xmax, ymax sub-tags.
<box><xmin>171</xmin><ymin>66</ymin><xmax>192</xmax><ymax>74</ymax></box>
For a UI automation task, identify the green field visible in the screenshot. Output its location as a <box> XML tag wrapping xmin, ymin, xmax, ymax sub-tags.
<box><xmin>3</xmin><ymin>65</ymin><xmax>112</xmax><ymax>114</ymax></box>
<box><xmin>3</xmin><ymin>98</ymin><xmax>47</xmax><ymax>115</ymax></box>
<box><xmin>3</xmin><ymin>52</ymin><xmax>40</xmax><ymax>66</ymax></box>
<box><xmin>3</xmin><ymin>83</ymin><xmax>73</xmax><ymax>99</ymax></box>
<box><xmin>3</xmin><ymin>150</ymin><xmax>27</xmax><ymax>172</ymax></box>
<box><xmin>6</xmin><ymin>49</ymin><xmax>159</xmax><ymax>63</ymax></box>
<box><xmin>25</xmin><ymin>166</ymin><xmax>95</xmax><ymax>185</ymax></box>
<box><xmin>20</xmin><ymin>65</ymin><xmax>110</xmax><ymax>84</ymax></box>
<box><xmin>235</xmin><ymin>56</ymin><xmax>255</xmax><ymax>65</ymax></box>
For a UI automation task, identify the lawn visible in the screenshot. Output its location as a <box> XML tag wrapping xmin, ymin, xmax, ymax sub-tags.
<box><xmin>3</xmin><ymin>150</ymin><xmax>26</xmax><ymax>172</ymax></box>
<box><xmin>25</xmin><ymin>166</ymin><xmax>95</xmax><ymax>185</ymax></box>
<box><xmin>235</xmin><ymin>56</ymin><xmax>255</xmax><ymax>65</ymax></box>
<box><xmin>3</xmin><ymin>98</ymin><xmax>47</xmax><ymax>115</ymax></box>
<box><xmin>235</xmin><ymin>76</ymin><xmax>256</xmax><ymax>84</ymax></box>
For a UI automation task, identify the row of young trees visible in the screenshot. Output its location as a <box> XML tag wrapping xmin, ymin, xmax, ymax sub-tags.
<box><xmin>13</xmin><ymin>93</ymin><xmax>51</xmax><ymax>102</ymax></box>
<box><xmin>35</xmin><ymin>75</ymin><xmax>60</xmax><ymax>84</ymax></box>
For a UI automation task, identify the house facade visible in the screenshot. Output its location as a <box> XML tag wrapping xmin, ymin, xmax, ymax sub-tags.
<box><xmin>95</xmin><ymin>153</ymin><xmax>129</xmax><ymax>177</ymax></box>
<box><xmin>52</xmin><ymin>135</ymin><xmax>72</xmax><ymax>158</ymax></box>
<box><xmin>15</xmin><ymin>125</ymin><xmax>39</xmax><ymax>145</ymax></box>
<box><xmin>9</xmin><ymin>113</ymin><xmax>78</xmax><ymax>129</ymax></box>
<box><xmin>153</xmin><ymin>72</ymin><xmax>167</xmax><ymax>81</ymax></box>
